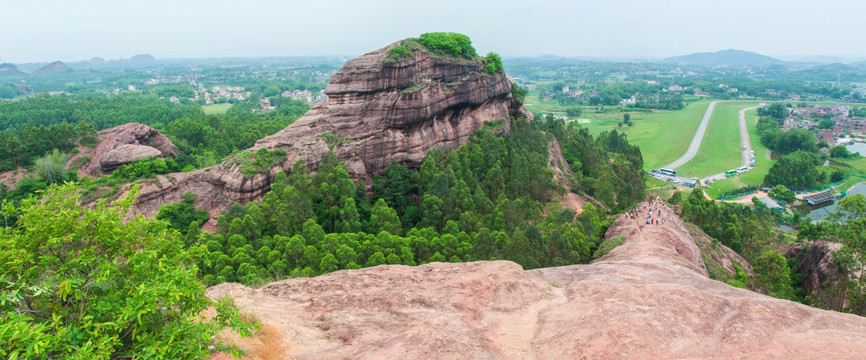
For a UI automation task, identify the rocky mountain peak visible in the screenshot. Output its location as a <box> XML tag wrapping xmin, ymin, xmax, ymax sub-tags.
<box><xmin>34</xmin><ymin>61</ymin><xmax>73</xmax><ymax>74</ymax></box>
<box><xmin>132</xmin><ymin>37</ymin><xmax>530</xmax><ymax>223</ymax></box>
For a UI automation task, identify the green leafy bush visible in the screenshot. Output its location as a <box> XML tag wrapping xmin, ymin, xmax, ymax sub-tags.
<box><xmin>229</xmin><ymin>148</ymin><xmax>288</xmax><ymax>177</ymax></box>
<box><xmin>0</xmin><ymin>183</ymin><xmax>252</xmax><ymax>359</ymax></box>
<box><xmin>385</xmin><ymin>45</ymin><xmax>412</xmax><ymax>62</ymax></box>
<box><xmin>417</xmin><ymin>32</ymin><xmax>477</xmax><ymax>59</ymax></box>
<box><xmin>511</xmin><ymin>83</ymin><xmax>527</xmax><ymax>104</ymax></box>
<box><xmin>157</xmin><ymin>191</ymin><xmax>210</xmax><ymax>237</ymax></box>
<box><xmin>592</xmin><ymin>235</ymin><xmax>625</xmax><ymax>258</ymax></box>
<box><xmin>484</xmin><ymin>52</ymin><xmax>503</xmax><ymax>75</ymax></box>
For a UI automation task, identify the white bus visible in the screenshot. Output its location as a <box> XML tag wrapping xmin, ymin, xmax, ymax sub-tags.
<box><xmin>659</xmin><ymin>168</ymin><xmax>677</xmax><ymax>176</ymax></box>
<box><xmin>736</xmin><ymin>166</ymin><xmax>748</xmax><ymax>174</ymax></box>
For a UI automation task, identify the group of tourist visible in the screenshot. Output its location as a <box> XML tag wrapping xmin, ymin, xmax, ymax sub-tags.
<box><xmin>623</xmin><ymin>196</ymin><xmax>666</xmax><ymax>226</ymax></box>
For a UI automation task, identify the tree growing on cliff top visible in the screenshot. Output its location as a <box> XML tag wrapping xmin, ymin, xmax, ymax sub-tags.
<box><xmin>385</xmin><ymin>45</ymin><xmax>412</xmax><ymax>63</ymax></box>
<box><xmin>417</xmin><ymin>32</ymin><xmax>477</xmax><ymax>59</ymax></box>
<box><xmin>484</xmin><ymin>52</ymin><xmax>503</xmax><ymax>75</ymax></box>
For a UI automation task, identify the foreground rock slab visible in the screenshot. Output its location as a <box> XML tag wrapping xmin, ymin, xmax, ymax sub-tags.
<box><xmin>209</xmin><ymin>202</ymin><xmax>866</xmax><ymax>359</ymax></box>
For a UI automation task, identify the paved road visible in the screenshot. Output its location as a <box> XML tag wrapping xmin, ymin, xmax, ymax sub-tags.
<box><xmin>738</xmin><ymin>107</ymin><xmax>757</xmax><ymax>168</ymax></box>
<box><xmin>662</xmin><ymin>101</ymin><xmax>718</xmax><ymax>170</ymax></box>
<box><xmin>701</xmin><ymin>106</ymin><xmax>757</xmax><ymax>184</ymax></box>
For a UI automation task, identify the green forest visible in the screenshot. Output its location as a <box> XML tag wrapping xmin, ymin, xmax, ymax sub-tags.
<box><xmin>155</xmin><ymin>118</ymin><xmax>646</xmax><ymax>286</ymax></box>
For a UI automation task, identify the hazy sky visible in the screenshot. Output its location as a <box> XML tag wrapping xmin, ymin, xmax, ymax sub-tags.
<box><xmin>2</xmin><ymin>0</ymin><xmax>864</xmax><ymax>63</ymax></box>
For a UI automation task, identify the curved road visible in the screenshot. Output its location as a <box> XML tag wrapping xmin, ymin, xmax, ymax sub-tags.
<box><xmin>662</xmin><ymin>101</ymin><xmax>718</xmax><ymax>170</ymax></box>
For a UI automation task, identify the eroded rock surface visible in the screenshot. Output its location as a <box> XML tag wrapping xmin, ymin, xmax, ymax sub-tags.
<box><xmin>132</xmin><ymin>40</ymin><xmax>528</xmax><ymax>221</ymax></box>
<box><xmin>208</xmin><ymin>202</ymin><xmax>866</xmax><ymax>359</ymax></box>
<box><xmin>787</xmin><ymin>240</ymin><xmax>844</xmax><ymax>297</ymax></box>
<box><xmin>80</xmin><ymin>123</ymin><xmax>179</xmax><ymax>176</ymax></box>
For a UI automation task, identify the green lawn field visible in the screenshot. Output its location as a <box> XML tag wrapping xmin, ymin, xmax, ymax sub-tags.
<box><xmin>202</xmin><ymin>103</ymin><xmax>232</xmax><ymax>115</ymax></box>
<box><xmin>678</xmin><ymin>101</ymin><xmax>761</xmax><ymax>178</ymax></box>
<box><xmin>703</xmin><ymin>108</ymin><xmax>776</xmax><ymax>197</ymax></box>
<box><xmin>524</xmin><ymin>95</ymin><xmax>711</xmax><ymax>170</ymax></box>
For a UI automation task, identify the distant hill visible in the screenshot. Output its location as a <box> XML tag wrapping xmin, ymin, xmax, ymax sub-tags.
<box><xmin>0</xmin><ymin>63</ymin><xmax>23</xmax><ymax>75</ymax></box>
<box><xmin>663</xmin><ymin>49</ymin><xmax>784</xmax><ymax>66</ymax></box>
<box><xmin>129</xmin><ymin>54</ymin><xmax>156</xmax><ymax>63</ymax></box>
<box><xmin>34</xmin><ymin>61</ymin><xmax>73</xmax><ymax>74</ymax></box>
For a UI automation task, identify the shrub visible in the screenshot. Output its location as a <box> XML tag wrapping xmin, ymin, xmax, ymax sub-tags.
<box><xmin>483</xmin><ymin>52</ymin><xmax>503</xmax><ymax>74</ymax></box>
<box><xmin>592</xmin><ymin>235</ymin><xmax>625</xmax><ymax>259</ymax></box>
<box><xmin>511</xmin><ymin>83</ymin><xmax>527</xmax><ymax>104</ymax></box>
<box><xmin>385</xmin><ymin>45</ymin><xmax>412</xmax><ymax>62</ymax></box>
<box><xmin>0</xmin><ymin>183</ymin><xmax>252</xmax><ymax>359</ymax></box>
<box><xmin>417</xmin><ymin>32</ymin><xmax>477</xmax><ymax>59</ymax></box>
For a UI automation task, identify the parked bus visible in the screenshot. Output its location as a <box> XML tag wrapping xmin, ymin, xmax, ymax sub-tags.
<box><xmin>736</xmin><ymin>166</ymin><xmax>748</xmax><ymax>174</ymax></box>
<box><xmin>659</xmin><ymin>168</ymin><xmax>676</xmax><ymax>176</ymax></box>
<box><xmin>724</xmin><ymin>170</ymin><xmax>737</xmax><ymax>177</ymax></box>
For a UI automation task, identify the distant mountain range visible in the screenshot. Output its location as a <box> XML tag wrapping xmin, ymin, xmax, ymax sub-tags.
<box><xmin>12</xmin><ymin>54</ymin><xmax>159</xmax><ymax>73</ymax></box>
<box><xmin>662</xmin><ymin>49</ymin><xmax>784</xmax><ymax>66</ymax></box>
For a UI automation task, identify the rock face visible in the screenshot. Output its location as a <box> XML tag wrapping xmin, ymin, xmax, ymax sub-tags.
<box><xmin>80</xmin><ymin>123</ymin><xmax>179</xmax><ymax>177</ymax></box>
<box><xmin>99</xmin><ymin>144</ymin><xmax>163</xmax><ymax>172</ymax></box>
<box><xmin>787</xmin><ymin>241</ymin><xmax>844</xmax><ymax>298</ymax></box>
<box><xmin>132</xmin><ymin>40</ymin><xmax>529</xmax><ymax>221</ymax></box>
<box><xmin>208</xmin><ymin>202</ymin><xmax>866</xmax><ymax>359</ymax></box>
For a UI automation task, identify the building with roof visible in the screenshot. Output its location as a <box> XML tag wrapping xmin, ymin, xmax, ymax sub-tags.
<box><xmin>803</xmin><ymin>192</ymin><xmax>836</xmax><ymax>206</ymax></box>
<box><xmin>757</xmin><ymin>197</ymin><xmax>783</xmax><ymax>212</ymax></box>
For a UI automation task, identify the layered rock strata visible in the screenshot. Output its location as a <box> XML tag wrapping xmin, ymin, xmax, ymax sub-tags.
<box><xmin>132</xmin><ymin>41</ymin><xmax>528</xmax><ymax>220</ymax></box>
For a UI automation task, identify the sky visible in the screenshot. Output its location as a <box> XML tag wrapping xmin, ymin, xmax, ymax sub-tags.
<box><xmin>2</xmin><ymin>0</ymin><xmax>865</xmax><ymax>63</ymax></box>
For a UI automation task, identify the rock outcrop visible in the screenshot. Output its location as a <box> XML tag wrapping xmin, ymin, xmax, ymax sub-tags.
<box><xmin>132</xmin><ymin>39</ymin><xmax>529</xmax><ymax>221</ymax></box>
<box><xmin>787</xmin><ymin>241</ymin><xmax>845</xmax><ymax>298</ymax></box>
<box><xmin>79</xmin><ymin>123</ymin><xmax>179</xmax><ymax>177</ymax></box>
<box><xmin>208</xmin><ymin>202</ymin><xmax>866</xmax><ymax>359</ymax></box>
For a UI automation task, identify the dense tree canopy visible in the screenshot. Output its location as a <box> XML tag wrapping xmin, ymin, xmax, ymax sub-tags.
<box><xmin>763</xmin><ymin>150</ymin><xmax>826</xmax><ymax>190</ymax></box>
<box><xmin>150</xmin><ymin>118</ymin><xmax>646</xmax><ymax>287</ymax></box>
<box><xmin>415</xmin><ymin>32</ymin><xmax>477</xmax><ymax>59</ymax></box>
<box><xmin>0</xmin><ymin>184</ymin><xmax>251</xmax><ymax>359</ymax></box>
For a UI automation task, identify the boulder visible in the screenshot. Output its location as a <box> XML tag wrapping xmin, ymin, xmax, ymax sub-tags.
<box><xmin>207</xmin><ymin>202</ymin><xmax>866</xmax><ymax>359</ymax></box>
<box><xmin>81</xmin><ymin>123</ymin><xmax>178</xmax><ymax>177</ymax></box>
<box><xmin>99</xmin><ymin>144</ymin><xmax>163</xmax><ymax>172</ymax></box>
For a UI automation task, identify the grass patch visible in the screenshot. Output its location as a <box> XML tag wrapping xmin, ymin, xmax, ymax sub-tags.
<box><xmin>226</xmin><ymin>148</ymin><xmax>288</xmax><ymax>177</ymax></box>
<box><xmin>837</xmin><ymin>156</ymin><xmax>866</xmax><ymax>174</ymax></box>
<box><xmin>525</xmin><ymin>97</ymin><xmax>711</xmax><ymax>170</ymax></box>
<box><xmin>678</xmin><ymin>102</ymin><xmax>760</xmax><ymax>177</ymax></box>
<box><xmin>703</xmin><ymin>108</ymin><xmax>775</xmax><ymax>197</ymax></box>
<box><xmin>68</xmin><ymin>156</ymin><xmax>92</xmax><ymax>170</ymax></box>
<box><xmin>202</xmin><ymin>103</ymin><xmax>232</xmax><ymax>115</ymax></box>
<box><xmin>593</xmin><ymin>235</ymin><xmax>626</xmax><ymax>259</ymax></box>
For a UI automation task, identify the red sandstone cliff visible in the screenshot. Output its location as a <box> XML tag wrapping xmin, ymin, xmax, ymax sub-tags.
<box><xmin>207</xmin><ymin>202</ymin><xmax>866</xmax><ymax>359</ymax></box>
<box><xmin>131</xmin><ymin>40</ymin><xmax>529</xmax><ymax>221</ymax></box>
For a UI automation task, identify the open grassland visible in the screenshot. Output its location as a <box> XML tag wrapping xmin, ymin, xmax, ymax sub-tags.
<box><xmin>617</xmin><ymin>101</ymin><xmax>710</xmax><ymax>170</ymax></box>
<box><xmin>837</xmin><ymin>156</ymin><xmax>866</xmax><ymax>174</ymax></box>
<box><xmin>202</xmin><ymin>103</ymin><xmax>232</xmax><ymax>115</ymax></box>
<box><xmin>704</xmin><ymin>108</ymin><xmax>775</xmax><ymax>197</ymax></box>
<box><xmin>678</xmin><ymin>102</ymin><xmax>761</xmax><ymax>177</ymax></box>
<box><xmin>525</xmin><ymin>95</ymin><xmax>711</xmax><ymax>170</ymax></box>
